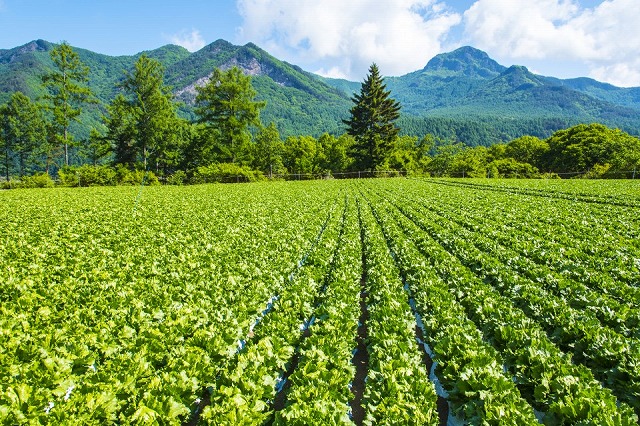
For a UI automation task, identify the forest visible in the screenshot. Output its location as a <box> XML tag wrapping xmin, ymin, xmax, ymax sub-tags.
<box><xmin>1</xmin><ymin>43</ymin><xmax>640</xmax><ymax>188</ymax></box>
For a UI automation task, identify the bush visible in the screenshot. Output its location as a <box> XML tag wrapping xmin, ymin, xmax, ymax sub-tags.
<box><xmin>166</xmin><ymin>170</ymin><xmax>187</xmax><ymax>185</ymax></box>
<box><xmin>59</xmin><ymin>165</ymin><xmax>117</xmax><ymax>187</ymax></box>
<box><xmin>1</xmin><ymin>179</ymin><xmax>19</xmax><ymax>190</ymax></box>
<box><xmin>582</xmin><ymin>163</ymin><xmax>612</xmax><ymax>179</ymax></box>
<box><xmin>17</xmin><ymin>172</ymin><xmax>55</xmax><ymax>188</ymax></box>
<box><xmin>58</xmin><ymin>166</ymin><xmax>80</xmax><ymax>187</ymax></box>
<box><xmin>191</xmin><ymin>163</ymin><xmax>265</xmax><ymax>184</ymax></box>
<box><xmin>115</xmin><ymin>164</ymin><xmax>159</xmax><ymax>186</ymax></box>
<box><xmin>488</xmin><ymin>158</ymin><xmax>539</xmax><ymax>178</ymax></box>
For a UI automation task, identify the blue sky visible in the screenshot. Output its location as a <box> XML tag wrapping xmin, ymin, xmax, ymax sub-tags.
<box><xmin>1</xmin><ymin>0</ymin><xmax>638</xmax><ymax>87</ymax></box>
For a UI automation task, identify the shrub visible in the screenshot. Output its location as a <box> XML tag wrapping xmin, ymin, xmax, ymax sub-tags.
<box><xmin>58</xmin><ymin>166</ymin><xmax>80</xmax><ymax>187</ymax></box>
<box><xmin>191</xmin><ymin>163</ymin><xmax>265</xmax><ymax>184</ymax></box>
<box><xmin>59</xmin><ymin>165</ymin><xmax>117</xmax><ymax>187</ymax></box>
<box><xmin>488</xmin><ymin>158</ymin><xmax>539</xmax><ymax>178</ymax></box>
<box><xmin>115</xmin><ymin>165</ymin><xmax>159</xmax><ymax>186</ymax></box>
<box><xmin>582</xmin><ymin>163</ymin><xmax>611</xmax><ymax>179</ymax></box>
<box><xmin>166</xmin><ymin>170</ymin><xmax>187</xmax><ymax>185</ymax></box>
<box><xmin>17</xmin><ymin>172</ymin><xmax>55</xmax><ymax>188</ymax></box>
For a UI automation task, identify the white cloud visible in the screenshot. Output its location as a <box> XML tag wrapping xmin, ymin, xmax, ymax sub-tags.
<box><xmin>168</xmin><ymin>29</ymin><xmax>206</xmax><ymax>52</ymax></box>
<box><xmin>236</xmin><ymin>0</ymin><xmax>462</xmax><ymax>80</ymax></box>
<box><xmin>462</xmin><ymin>0</ymin><xmax>640</xmax><ymax>86</ymax></box>
<box><xmin>235</xmin><ymin>0</ymin><xmax>640</xmax><ymax>87</ymax></box>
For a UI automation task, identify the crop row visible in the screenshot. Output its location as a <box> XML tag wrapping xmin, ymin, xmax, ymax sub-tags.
<box><xmin>1</xmin><ymin>179</ymin><xmax>638</xmax><ymax>425</ymax></box>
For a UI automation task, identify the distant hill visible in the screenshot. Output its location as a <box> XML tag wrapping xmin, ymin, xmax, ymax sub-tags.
<box><xmin>163</xmin><ymin>39</ymin><xmax>351</xmax><ymax>136</ymax></box>
<box><xmin>1</xmin><ymin>40</ymin><xmax>640</xmax><ymax>145</ymax></box>
<box><xmin>323</xmin><ymin>46</ymin><xmax>640</xmax><ymax>143</ymax></box>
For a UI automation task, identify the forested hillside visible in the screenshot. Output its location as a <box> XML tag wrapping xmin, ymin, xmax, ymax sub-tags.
<box><xmin>2</xmin><ymin>40</ymin><xmax>640</xmax><ymax>144</ymax></box>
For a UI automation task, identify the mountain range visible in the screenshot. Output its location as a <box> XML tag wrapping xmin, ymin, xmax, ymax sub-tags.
<box><xmin>1</xmin><ymin>39</ymin><xmax>640</xmax><ymax>146</ymax></box>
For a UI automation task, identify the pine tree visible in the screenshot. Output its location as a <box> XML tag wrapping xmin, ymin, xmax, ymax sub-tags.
<box><xmin>343</xmin><ymin>63</ymin><xmax>401</xmax><ymax>171</ymax></box>
<box><xmin>106</xmin><ymin>55</ymin><xmax>180</xmax><ymax>171</ymax></box>
<box><xmin>195</xmin><ymin>67</ymin><xmax>265</xmax><ymax>164</ymax></box>
<box><xmin>1</xmin><ymin>92</ymin><xmax>47</xmax><ymax>180</ymax></box>
<box><xmin>42</xmin><ymin>42</ymin><xmax>94</xmax><ymax>167</ymax></box>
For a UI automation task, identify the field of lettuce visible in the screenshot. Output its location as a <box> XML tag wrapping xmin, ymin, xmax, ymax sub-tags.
<box><xmin>1</xmin><ymin>178</ymin><xmax>639</xmax><ymax>425</ymax></box>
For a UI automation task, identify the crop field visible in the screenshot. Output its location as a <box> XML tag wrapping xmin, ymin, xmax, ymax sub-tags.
<box><xmin>1</xmin><ymin>178</ymin><xmax>639</xmax><ymax>425</ymax></box>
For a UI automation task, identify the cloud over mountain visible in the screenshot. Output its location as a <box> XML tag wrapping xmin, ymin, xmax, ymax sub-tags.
<box><xmin>236</xmin><ymin>0</ymin><xmax>461</xmax><ymax>80</ymax></box>
<box><xmin>462</xmin><ymin>0</ymin><xmax>640</xmax><ymax>87</ymax></box>
<box><xmin>236</xmin><ymin>0</ymin><xmax>640</xmax><ymax>87</ymax></box>
<box><xmin>168</xmin><ymin>29</ymin><xmax>206</xmax><ymax>52</ymax></box>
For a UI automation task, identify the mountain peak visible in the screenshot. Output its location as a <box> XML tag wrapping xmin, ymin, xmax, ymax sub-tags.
<box><xmin>495</xmin><ymin>65</ymin><xmax>545</xmax><ymax>88</ymax></box>
<box><xmin>0</xmin><ymin>39</ymin><xmax>53</xmax><ymax>65</ymax></box>
<box><xmin>424</xmin><ymin>46</ymin><xmax>505</xmax><ymax>78</ymax></box>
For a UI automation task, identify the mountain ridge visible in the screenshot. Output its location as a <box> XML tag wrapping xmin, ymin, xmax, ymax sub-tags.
<box><xmin>1</xmin><ymin>39</ymin><xmax>640</xmax><ymax>144</ymax></box>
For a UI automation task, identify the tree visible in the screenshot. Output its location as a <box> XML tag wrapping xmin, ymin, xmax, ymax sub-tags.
<box><xmin>106</xmin><ymin>55</ymin><xmax>180</xmax><ymax>172</ymax></box>
<box><xmin>1</xmin><ymin>92</ymin><xmax>47</xmax><ymax>180</ymax></box>
<box><xmin>319</xmin><ymin>133</ymin><xmax>353</xmax><ymax>174</ymax></box>
<box><xmin>42</xmin><ymin>42</ymin><xmax>94</xmax><ymax>167</ymax></box>
<box><xmin>195</xmin><ymin>67</ymin><xmax>266</xmax><ymax>164</ymax></box>
<box><xmin>505</xmin><ymin>135</ymin><xmax>549</xmax><ymax>169</ymax></box>
<box><xmin>545</xmin><ymin>123</ymin><xmax>640</xmax><ymax>175</ymax></box>
<box><xmin>282</xmin><ymin>135</ymin><xmax>318</xmax><ymax>176</ymax></box>
<box><xmin>105</xmin><ymin>94</ymin><xmax>136</xmax><ymax>167</ymax></box>
<box><xmin>81</xmin><ymin>127</ymin><xmax>111</xmax><ymax>166</ymax></box>
<box><xmin>343</xmin><ymin>63</ymin><xmax>401</xmax><ymax>171</ymax></box>
<box><xmin>253</xmin><ymin>122</ymin><xmax>286</xmax><ymax>177</ymax></box>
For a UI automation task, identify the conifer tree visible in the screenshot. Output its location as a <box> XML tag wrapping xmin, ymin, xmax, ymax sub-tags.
<box><xmin>106</xmin><ymin>55</ymin><xmax>180</xmax><ymax>171</ymax></box>
<box><xmin>1</xmin><ymin>92</ymin><xmax>47</xmax><ymax>180</ymax></box>
<box><xmin>42</xmin><ymin>42</ymin><xmax>94</xmax><ymax>167</ymax></box>
<box><xmin>195</xmin><ymin>67</ymin><xmax>265</xmax><ymax>164</ymax></box>
<box><xmin>343</xmin><ymin>63</ymin><xmax>401</xmax><ymax>171</ymax></box>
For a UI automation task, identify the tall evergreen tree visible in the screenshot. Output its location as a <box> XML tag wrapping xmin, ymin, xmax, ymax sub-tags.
<box><xmin>105</xmin><ymin>94</ymin><xmax>136</xmax><ymax>167</ymax></box>
<box><xmin>195</xmin><ymin>67</ymin><xmax>265</xmax><ymax>164</ymax></box>
<box><xmin>343</xmin><ymin>63</ymin><xmax>401</xmax><ymax>171</ymax></box>
<box><xmin>42</xmin><ymin>42</ymin><xmax>94</xmax><ymax>167</ymax></box>
<box><xmin>106</xmin><ymin>55</ymin><xmax>180</xmax><ymax>171</ymax></box>
<box><xmin>1</xmin><ymin>92</ymin><xmax>47</xmax><ymax>180</ymax></box>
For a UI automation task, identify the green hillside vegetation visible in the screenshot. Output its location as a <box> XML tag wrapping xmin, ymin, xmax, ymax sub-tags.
<box><xmin>3</xmin><ymin>40</ymin><xmax>640</xmax><ymax>144</ymax></box>
<box><xmin>1</xmin><ymin>40</ymin><xmax>640</xmax><ymax>186</ymax></box>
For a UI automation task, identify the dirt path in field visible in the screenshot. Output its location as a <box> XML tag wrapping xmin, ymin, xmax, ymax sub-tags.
<box><xmin>414</xmin><ymin>323</ymin><xmax>449</xmax><ymax>426</ymax></box>
<box><xmin>349</xmin><ymin>223</ymin><xmax>370</xmax><ymax>425</ymax></box>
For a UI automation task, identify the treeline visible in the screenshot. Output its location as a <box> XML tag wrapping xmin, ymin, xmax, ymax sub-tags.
<box><xmin>421</xmin><ymin>123</ymin><xmax>640</xmax><ymax>179</ymax></box>
<box><xmin>1</xmin><ymin>43</ymin><xmax>640</xmax><ymax>188</ymax></box>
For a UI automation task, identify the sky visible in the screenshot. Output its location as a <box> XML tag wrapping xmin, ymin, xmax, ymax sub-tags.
<box><xmin>1</xmin><ymin>0</ymin><xmax>638</xmax><ymax>87</ymax></box>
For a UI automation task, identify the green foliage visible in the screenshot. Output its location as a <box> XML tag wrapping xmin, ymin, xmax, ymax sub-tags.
<box><xmin>11</xmin><ymin>171</ymin><xmax>55</xmax><ymax>188</ymax></box>
<box><xmin>58</xmin><ymin>164</ymin><xmax>117</xmax><ymax>187</ymax></box>
<box><xmin>166</xmin><ymin>170</ymin><xmax>187</xmax><ymax>185</ymax></box>
<box><xmin>545</xmin><ymin>123</ymin><xmax>640</xmax><ymax>176</ymax></box>
<box><xmin>195</xmin><ymin>67</ymin><xmax>265</xmax><ymax>164</ymax></box>
<box><xmin>80</xmin><ymin>127</ymin><xmax>111</xmax><ymax>166</ymax></box>
<box><xmin>113</xmin><ymin>164</ymin><xmax>159</xmax><ymax>185</ymax></box>
<box><xmin>190</xmin><ymin>163</ymin><xmax>265</xmax><ymax>183</ymax></box>
<box><xmin>42</xmin><ymin>42</ymin><xmax>95</xmax><ymax>166</ymax></box>
<box><xmin>107</xmin><ymin>55</ymin><xmax>181</xmax><ymax>171</ymax></box>
<box><xmin>487</xmin><ymin>158</ymin><xmax>540</xmax><ymax>178</ymax></box>
<box><xmin>252</xmin><ymin>122</ymin><xmax>286</xmax><ymax>176</ymax></box>
<box><xmin>504</xmin><ymin>135</ymin><xmax>549</xmax><ymax>168</ymax></box>
<box><xmin>344</xmin><ymin>63</ymin><xmax>401</xmax><ymax>170</ymax></box>
<box><xmin>0</xmin><ymin>91</ymin><xmax>47</xmax><ymax>179</ymax></box>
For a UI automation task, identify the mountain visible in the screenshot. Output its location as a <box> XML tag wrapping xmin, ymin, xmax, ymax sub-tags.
<box><xmin>1</xmin><ymin>40</ymin><xmax>640</xmax><ymax>145</ymax></box>
<box><xmin>0</xmin><ymin>39</ymin><xmax>351</xmax><ymax>138</ymax></box>
<box><xmin>163</xmin><ymin>39</ymin><xmax>351</xmax><ymax>135</ymax></box>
